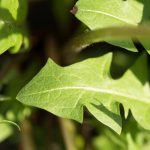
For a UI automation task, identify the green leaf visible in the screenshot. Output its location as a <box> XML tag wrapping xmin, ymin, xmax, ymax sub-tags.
<box><xmin>0</xmin><ymin>120</ymin><xmax>20</xmax><ymax>131</ymax></box>
<box><xmin>74</xmin><ymin>0</ymin><xmax>143</xmax><ymax>51</ymax></box>
<box><xmin>0</xmin><ymin>123</ymin><xmax>13</xmax><ymax>142</ymax></box>
<box><xmin>0</xmin><ymin>0</ymin><xmax>28</xmax><ymax>54</ymax></box>
<box><xmin>0</xmin><ymin>115</ymin><xmax>20</xmax><ymax>142</ymax></box>
<box><xmin>17</xmin><ymin>52</ymin><xmax>150</xmax><ymax>134</ymax></box>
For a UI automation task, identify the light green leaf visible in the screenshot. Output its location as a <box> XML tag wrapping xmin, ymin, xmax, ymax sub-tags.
<box><xmin>0</xmin><ymin>0</ymin><xmax>28</xmax><ymax>54</ymax></box>
<box><xmin>17</xmin><ymin>52</ymin><xmax>150</xmax><ymax>134</ymax></box>
<box><xmin>0</xmin><ymin>115</ymin><xmax>20</xmax><ymax>142</ymax></box>
<box><xmin>0</xmin><ymin>119</ymin><xmax>20</xmax><ymax>131</ymax></box>
<box><xmin>74</xmin><ymin>0</ymin><xmax>143</xmax><ymax>51</ymax></box>
<box><xmin>138</xmin><ymin>0</ymin><xmax>150</xmax><ymax>53</ymax></box>
<box><xmin>0</xmin><ymin>123</ymin><xmax>13</xmax><ymax>142</ymax></box>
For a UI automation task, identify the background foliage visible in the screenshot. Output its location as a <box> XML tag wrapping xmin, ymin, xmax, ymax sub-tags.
<box><xmin>0</xmin><ymin>0</ymin><xmax>150</xmax><ymax>150</ymax></box>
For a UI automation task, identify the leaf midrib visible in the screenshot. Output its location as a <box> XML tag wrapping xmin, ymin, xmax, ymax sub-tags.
<box><xmin>78</xmin><ymin>9</ymin><xmax>136</xmax><ymax>26</ymax></box>
<box><xmin>18</xmin><ymin>86</ymin><xmax>150</xmax><ymax>104</ymax></box>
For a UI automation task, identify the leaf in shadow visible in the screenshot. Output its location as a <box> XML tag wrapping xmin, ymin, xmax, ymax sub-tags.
<box><xmin>86</xmin><ymin>102</ymin><xmax>122</xmax><ymax>134</ymax></box>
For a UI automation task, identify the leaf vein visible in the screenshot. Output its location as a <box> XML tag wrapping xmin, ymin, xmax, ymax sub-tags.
<box><xmin>79</xmin><ymin>9</ymin><xmax>136</xmax><ymax>25</ymax></box>
<box><xmin>19</xmin><ymin>86</ymin><xmax>149</xmax><ymax>104</ymax></box>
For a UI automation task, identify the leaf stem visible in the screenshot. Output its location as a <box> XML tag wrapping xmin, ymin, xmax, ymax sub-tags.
<box><xmin>63</xmin><ymin>25</ymin><xmax>150</xmax><ymax>55</ymax></box>
<box><xmin>59</xmin><ymin>118</ymin><xmax>77</xmax><ymax>150</ymax></box>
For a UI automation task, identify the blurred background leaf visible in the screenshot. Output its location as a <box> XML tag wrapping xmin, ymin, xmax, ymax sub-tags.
<box><xmin>0</xmin><ymin>0</ymin><xmax>150</xmax><ymax>150</ymax></box>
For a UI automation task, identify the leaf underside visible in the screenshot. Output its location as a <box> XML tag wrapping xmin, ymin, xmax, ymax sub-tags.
<box><xmin>75</xmin><ymin>0</ymin><xmax>150</xmax><ymax>53</ymax></box>
<box><xmin>17</xmin><ymin>52</ymin><xmax>150</xmax><ymax>134</ymax></box>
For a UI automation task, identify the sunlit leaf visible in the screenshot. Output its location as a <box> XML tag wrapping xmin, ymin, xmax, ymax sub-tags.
<box><xmin>17</xmin><ymin>52</ymin><xmax>150</xmax><ymax>134</ymax></box>
<box><xmin>74</xmin><ymin>0</ymin><xmax>143</xmax><ymax>51</ymax></box>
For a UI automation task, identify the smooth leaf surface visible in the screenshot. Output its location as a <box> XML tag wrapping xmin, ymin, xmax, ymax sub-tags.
<box><xmin>74</xmin><ymin>0</ymin><xmax>143</xmax><ymax>51</ymax></box>
<box><xmin>17</xmin><ymin>53</ymin><xmax>150</xmax><ymax>134</ymax></box>
<box><xmin>0</xmin><ymin>0</ymin><xmax>28</xmax><ymax>54</ymax></box>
